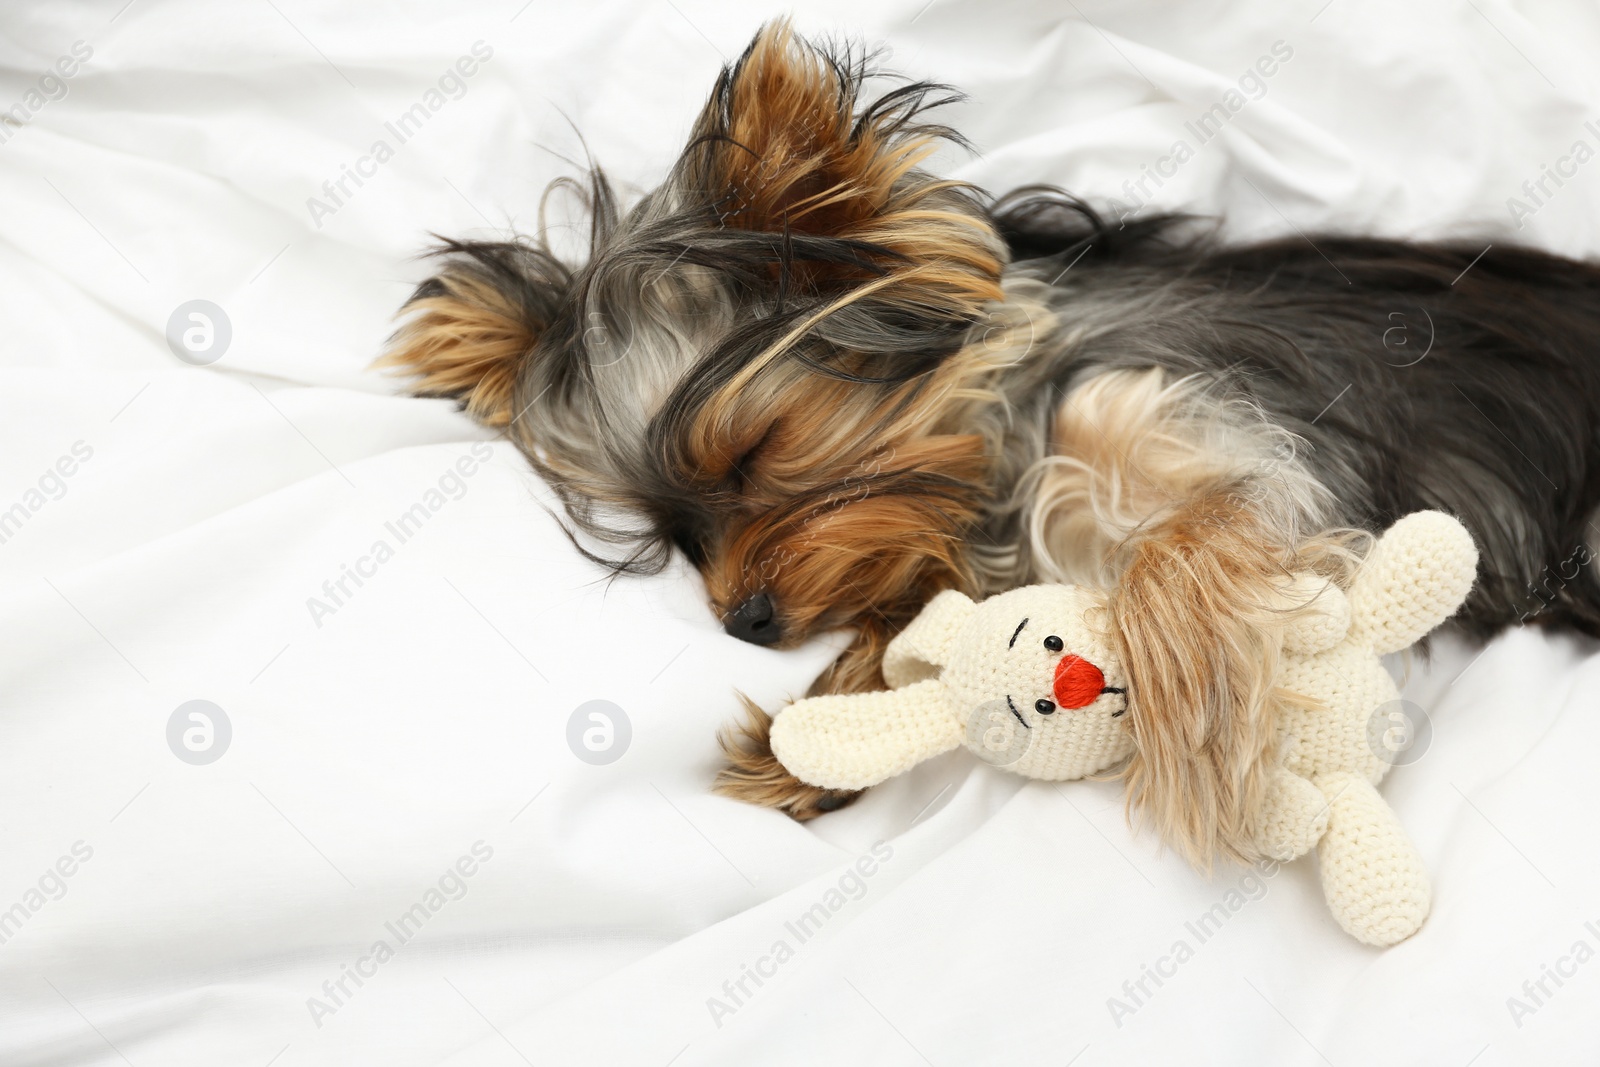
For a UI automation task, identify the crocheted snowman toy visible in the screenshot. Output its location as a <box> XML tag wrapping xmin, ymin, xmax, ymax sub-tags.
<box><xmin>770</xmin><ymin>511</ymin><xmax>1478</xmax><ymax>946</ymax></box>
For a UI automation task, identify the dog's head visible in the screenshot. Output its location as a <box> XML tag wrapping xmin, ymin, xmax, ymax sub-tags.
<box><xmin>381</xmin><ymin>21</ymin><xmax>1018</xmax><ymax>687</ymax></box>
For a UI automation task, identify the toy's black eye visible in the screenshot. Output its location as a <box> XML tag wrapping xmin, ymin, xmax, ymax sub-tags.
<box><xmin>1035</xmin><ymin>699</ymin><xmax>1056</xmax><ymax>715</ymax></box>
<box><xmin>1044</xmin><ymin>635</ymin><xmax>1063</xmax><ymax>652</ymax></box>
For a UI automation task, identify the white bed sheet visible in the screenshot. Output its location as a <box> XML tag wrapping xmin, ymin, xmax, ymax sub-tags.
<box><xmin>2</xmin><ymin>0</ymin><xmax>1599</xmax><ymax>1063</ymax></box>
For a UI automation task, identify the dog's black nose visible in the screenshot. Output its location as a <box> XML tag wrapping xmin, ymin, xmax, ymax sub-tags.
<box><xmin>725</xmin><ymin>593</ymin><xmax>780</xmax><ymax>645</ymax></box>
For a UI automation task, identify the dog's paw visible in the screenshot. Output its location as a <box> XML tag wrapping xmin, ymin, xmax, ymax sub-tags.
<box><xmin>713</xmin><ymin>697</ymin><xmax>862</xmax><ymax>820</ymax></box>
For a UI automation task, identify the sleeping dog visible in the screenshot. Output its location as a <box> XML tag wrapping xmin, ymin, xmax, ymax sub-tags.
<box><xmin>381</xmin><ymin>21</ymin><xmax>1600</xmax><ymax>817</ymax></box>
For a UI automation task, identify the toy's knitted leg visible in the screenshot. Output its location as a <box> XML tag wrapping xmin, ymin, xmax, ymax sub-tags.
<box><xmin>1313</xmin><ymin>773</ymin><xmax>1430</xmax><ymax>946</ymax></box>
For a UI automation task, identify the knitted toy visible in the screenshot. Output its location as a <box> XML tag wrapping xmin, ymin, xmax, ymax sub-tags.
<box><xmin>769</xmin><ymin>511</ymin><xmax>1478</xmax><ymax>945</ymax></box>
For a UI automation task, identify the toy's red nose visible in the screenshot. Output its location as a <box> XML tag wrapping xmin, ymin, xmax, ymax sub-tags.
<box><xmin>1053</xmin><ymin>654</ymin><xmax>1105</xmax><ymax>709</ymax></box>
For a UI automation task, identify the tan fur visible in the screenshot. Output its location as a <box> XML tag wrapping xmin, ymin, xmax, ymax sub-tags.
<box><xmin>683</xmin><ymin>293</ymin><xmax>1032</xmax><ymax>499</ymax></box>
<box><xmin>702</xmin><ymin>430</ymin><xmax>988</xmax><ymax>666</ymax></box>
<box><xmin>377</xmin><ymin>266</ymin><xmax>537</xmax><ymax>427</ymax></box>
<box><xmin>1027</xmin><ymin>368</ymin><xmax>1331</xmax><ymax>588</ymax></box>
<box><xmin>700</xmin><ymin>20</ymin><xmax>1003</xmax><ymax>316</ymax></box>
<box><xmin>693</xmin><ymin>318</ymin><xmax>1036</xmax><ymax>687</ymax></box>
<box><xmin>1108</xmin><ymin>489</ymin><xmax>1356</xmax><ymax>867</ymax></box>
<box><xmin>701</xmin><ymin>300</ymin><xmax>1053</xmax><ymax>815</ymax></box>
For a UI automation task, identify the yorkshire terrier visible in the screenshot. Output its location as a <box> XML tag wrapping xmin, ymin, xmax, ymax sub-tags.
<box><xmin>381</xmin><ymin>22</ymin><xmax>1600</xmax><ymax>819</ymax></box>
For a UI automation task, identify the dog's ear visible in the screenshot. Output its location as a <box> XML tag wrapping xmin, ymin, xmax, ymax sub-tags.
<box><xmin>682</xmin><ymin>20</ymin><xmax>1003</xmax><ymax>319</ymax></box>
<box><xmin>1108</xmin><ymin>491</ymin><xmax>1310</xmax><ymax>869</ymax></box>
<box><xmin>377</xmin><ymin>240</ymin><xmax>570</xmax><ymax>427</ymax></box>
<box><xmin>882</xmin><ymin>589</ymin><xmax>975</xmax><ymax>687</ymax></box>
<box><xmin>769</xmin><ymin>678</ymin><xmax>963</xmax><ymax>790</ymax></box>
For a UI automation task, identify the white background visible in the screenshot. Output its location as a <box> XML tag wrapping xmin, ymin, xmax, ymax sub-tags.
<box><xmin>1</xmin><ymin>1</ymin><xmax>1598</xmax><ymax>1063</ymax></box>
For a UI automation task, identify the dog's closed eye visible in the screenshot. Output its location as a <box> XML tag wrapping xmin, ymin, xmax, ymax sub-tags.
<box><xmin>672</xmin><ymin>529</ymin><xmax>708</xmax><ymax>567</ymax></box>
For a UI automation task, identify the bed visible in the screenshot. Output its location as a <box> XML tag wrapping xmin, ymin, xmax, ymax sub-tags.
<box><xmin>2</xmin><ymin>0</ymin><xmax>1597</xmax><ymax>1062</ymax></box>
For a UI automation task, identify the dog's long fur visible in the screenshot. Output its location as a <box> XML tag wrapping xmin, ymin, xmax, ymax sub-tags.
<box><xmin>382</xmin><ymin>22</ymin><xmax>1600</xmax><ymax>829</ymax></box>
<box><xmin>1110</xmin><ymin>491</ymin><xmax>1362</xmax><ymax>866</ymax></box>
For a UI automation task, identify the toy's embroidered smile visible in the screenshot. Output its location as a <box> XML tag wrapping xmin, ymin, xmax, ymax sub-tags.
<box><xmin>1008</xmin><ymin>686</ymin><xmax>1126</xmax><ymax>727</ymax></box>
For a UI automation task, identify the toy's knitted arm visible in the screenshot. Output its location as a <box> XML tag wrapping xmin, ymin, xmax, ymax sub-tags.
<box><xmin>1255</xmin><ymin>767</ymin><xmax>1330</xmax><ymax>861</ymax></box>
<box><xmin>1349</xmin><ymin>511</ymin><xmax>1479</xmax><ymax>655</ymax></box>
<box><xmin>770</xmin><ymin>679</ymin><xmax>963</xmax><ymax>791</ymax></box>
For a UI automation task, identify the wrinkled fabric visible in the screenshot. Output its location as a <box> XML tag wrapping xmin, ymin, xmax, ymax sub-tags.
<box><xmin>1</xmin><ymin>1</ymin><xmax>1597</xmax><ymax>1064</ymax></box>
